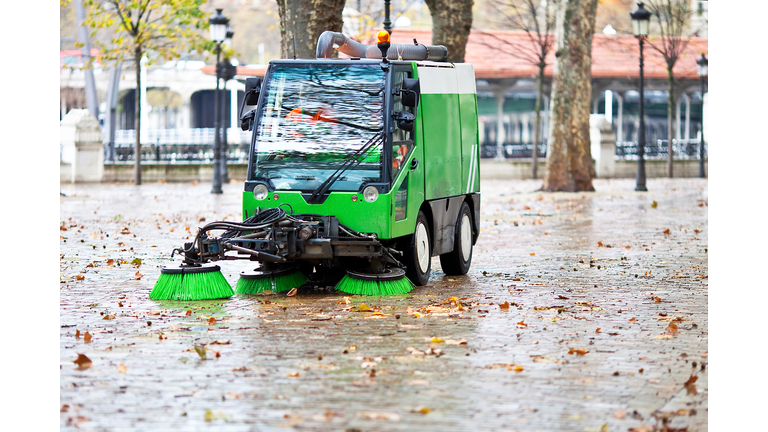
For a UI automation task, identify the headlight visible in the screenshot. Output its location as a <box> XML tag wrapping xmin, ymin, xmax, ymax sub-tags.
<box><xmin>252</xmin><ymin>184</ymin><xmax>269</xmax><ymax>200</ymax></box>
<box><xmin>363</xmin><ymin>186</ymin><xmax>379</xmax><ymax>203</ymax></box>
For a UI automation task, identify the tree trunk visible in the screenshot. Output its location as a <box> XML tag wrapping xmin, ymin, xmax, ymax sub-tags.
<box><xmin>134</xmin><ymin>50</ymin><xmax>142</xmax><ymax>185</ymax></box>
<box><xmin>276</xmin><ymin>0</ymin><xmax>345</xmax><ymax>59</ymax></box>
<box><xmin>543</xmin><ymin>0</ymin><xmax>597</xmax><ymax>192</ymax></box>
<box><xmin>424</xmin><ymin>0</ymin><xmax>474</xmax><ymax>63</ymax></box>
<box><xmin>532</xmin><ymin>64</ymin><xmax>545</xmax><ymax>180</ymax></box>
<box><xmin>666</xmin><ymin>68</ymin><xmax>675</xmax><ymax>178</ymax></box>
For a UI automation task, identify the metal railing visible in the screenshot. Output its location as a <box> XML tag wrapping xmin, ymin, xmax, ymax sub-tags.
<box><xmin>615</xmin><ymin>139</ymin><xmax>706</xmax><ymax>160</ymax></box>
<box><xmin>480</xmin><ymin>142</ymin><xmax>548</xmax><ymax>159</ymax></box>
<box><xmin>105</xmin><ymin>128</ymin><xmax>252</xmax><ymax>163</ymax></box>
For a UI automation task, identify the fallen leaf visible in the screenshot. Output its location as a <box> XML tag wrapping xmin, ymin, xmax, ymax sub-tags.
<box><xmin>210</xmin><ymin>340</ymin><xmax>230</xmax><ymax>345</ymax></box>
<box><xmin>630</xmin><ymin>317</ymin><xmax>637</xmax><ymax>322</ymax></box>
<box><xmin>431</xmin><ymin>337</ymin><xmax>445</xmax><ymax>343</ymax></box>
<box><xmin>286</xmin><ymin>287</ymin><xmax>298</xmax><ymax>297</ymax></box>
<box><xmin>75</xmin><ymin>329</ymin><xmax>80</xmax><ymax>339</ymax></box>
<box><xmin>499</xmin><ymin>301</ymin><xmax>510</xmax><ymax>311</ymax></box>
<box><xmin>653</xmin><ymin>296</ymin><xmax>662</xmax><ymax>303</ymax></box>
<box><xmin>258</xmin><ymin>290</ymin><xmax>274</xmax><ymax>296</ymax></box>
<box><xmin>207</xmin><ymin>317</ymin><xmax>216</xmax><ymax>325</ymax></box>
<box><xmin>413</xmin><ymin>407</ymin><xmax>431</xmax><ymax>414</ymax></box>
<box><xmin>194</xmin><ymin>344</ymin><xmax>207</xmax><ymax>360</ymax></box>
<box><xmin>684</xmin><ymin>373</ymin><xmax>698</xmax><ymax>395</ymax></box>
<box><xmin>665</xmin><ymin>322</ymin><xmax>679</xmax><ymax>336</ymax></box>
<box><xmin>107</xmin><ymin>259</ymin><xmax>115</xmax><ymax>266</ymax></box>
<box><xmin>73</xmin><ymin>354</ymin><xmax>92</xmax><ymax>370</ymax></box>
<box><xmin>516</xmin><ymin>320</ymin><xmax>528</xmax><ymax>328</ymax></box>
<box><xmin>357</xmin><ymin>304</ymin><xmax>372</xmax><ymax>312</ymax></box>
<box><xmin>595</xmin><ymin>328</ymin><xmax>601</xmax><ymax>333</ymax></box>
<box><xmin>103</xmin><ymin>314</ymin><xmax>115</xmax><ymax>320</ymax></box>
<box><xmin>530</xmin><ymin>253</ymin><xmax>536</xmax><ymax>256</ymax></box>
<box><xmin>76</xmin><ymin>275</ymin><xmax>85</xmax><ymax>281</ymax></box>
<box><xmin>185</xmin><ymin>310</ymin><xmax>192</xmax><ymax>316</ymax></box>
<box><xmin>663</xmin><ymin>229</ymin><xmax>671</xmax><ymax>235</ymax></box>
<box><xmin>358</xmin><ymin>411</ymin><xmax>400</xmax><ymax>421</ymax></box>
<box><xmin>558</xmin><ymin>295</ymin><xmax>569</xmax><ymax>300</ymax></box>
<box><xmin>613</xmin><ymin>409</ymin><xmax>626</xmax><ymax>419</ymax></box>
<box><xmin>117</xmin><ymin>364</ymin><xmax>127</xmax><ymax>373</ymax></box>
<box><xmin>84</xmin><ymin>331</ymin><xmax>92</xmax><ymax>343</ymax></box>
<box><xmin>287</xmin><ymin>372</ymin><xmax>301</xmax><ymax>377</ymax></box>
<box><xmin>134</xmin><ymin>271</ymin><xmax>143</xmax><ymax>280</ymax></box>
<box><xmin>651</xmin><ymin>201</ymin><xmax>658</xmax><ymax>208</ymax></box>
<box><xmin>568</xmin><ymin>348</ymin><xmax>588</xmax><ymax>355</ymax></box>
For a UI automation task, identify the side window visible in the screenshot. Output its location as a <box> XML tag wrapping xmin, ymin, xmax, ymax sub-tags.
<box><xmin>391</xmin><ymin>70</ymin><xmax>415</xmax><ymax>181</ymax></box>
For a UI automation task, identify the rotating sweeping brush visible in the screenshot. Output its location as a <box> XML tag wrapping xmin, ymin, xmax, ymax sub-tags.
<box><xmin>236</xmin><ymin>266</ymin><xmax>308</xmax><ymax>295</ymax></box>
<box><xmin>150</xmin><ymin>265</ymin><xmax>234</xmax><ymax>301</ymax></box>
<box><xmin>335</xmin><ymin>268</ymin><xmax>415</xmax><ymax>296</ymax></box>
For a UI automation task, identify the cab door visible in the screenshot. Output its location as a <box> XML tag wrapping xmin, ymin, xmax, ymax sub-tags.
<box><xmin>390</xmin><ymin>64</ymin><xmax>424</xmax><ymax>239</ymax></box>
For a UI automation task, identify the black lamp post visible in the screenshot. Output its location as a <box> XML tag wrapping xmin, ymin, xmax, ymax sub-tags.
<box><xmin>696</xmin><ymin>54</ymin><xmax>708</xmax><ymax>178</ymax></box>
<box><xmin>383</xmin><ymin>0</ymin><xmax>392</xmax><ymax>33</ymax></box>
<box><xmin>220</xmin><ymin>26</ymin><xmax>234</xmax><ymax>184</ymax></box>
<box><xmin>209</xmin><ymin>8</ymin><xmax>228</xmax><ymax>194</ymax></box>
<box><xmin>630</xmin><ymin>2</ymin><xmax>651</xmax><ymax>192</ymax></box>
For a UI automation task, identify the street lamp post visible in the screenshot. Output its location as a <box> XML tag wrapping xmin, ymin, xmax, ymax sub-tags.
<box><xmin>383</xmin><ymin>0</ymin><xmax>392</xmax><ymax>33</ymax></box>
<box><xmin>696</xmin><ymin>54</ymin><xmax>708</xmax><ymax>178</ymax></box>
<box><xmin>630</xmin><ymin>2</ymin><xmax>651</xmax><ymax>192</ymax></box>
<box><xmin>220</xmin><ymin>27</ymin><xmax>234</xmax><ymax>184</ymax></box>
<box><xmin>209</xmin><ymin>9</ymin><xmax>228</xmax><ymax>194</ymax></box>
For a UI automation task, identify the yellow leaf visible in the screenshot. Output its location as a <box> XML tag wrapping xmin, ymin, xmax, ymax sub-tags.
<box><xmin>357</xmin><ymin>304</ymin><xmax>372</xmax><ymax>312</ymax></box>
<box><xmin>431</xmin><ymin>337</ymin><xmax>445</xmax><ymax>343</ymax></box>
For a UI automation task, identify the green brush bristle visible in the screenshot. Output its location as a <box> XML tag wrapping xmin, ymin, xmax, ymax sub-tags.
<box><xmin>150</xmin><ymin>266</ymin><xmax>234</xmax><ymax>301</ymax></box>
<box><xmin>149</xmin><ymin>272</ymin><xmax>184</xmax><ymax>300</ymax></box>
<box><xmin>236</xmin><ymin>270</ymin><xmax>307</xmax><ymax>295</ymax></box>
<box><xmin>335</xmin><ymin>274</ymin><xmax>415</xmax><ymax>296</ymax></box>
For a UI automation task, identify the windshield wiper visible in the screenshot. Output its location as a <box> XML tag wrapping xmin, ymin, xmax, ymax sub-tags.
<box><xmin>307</xmin><ymin>131</ymin><xmax>384</xmax><ymax>204</ymax></box>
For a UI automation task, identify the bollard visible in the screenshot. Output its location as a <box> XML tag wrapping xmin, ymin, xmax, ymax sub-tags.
<box><xmin>60</xmin><ymin>109</ymin><xmax>104</xmax><ymax>183</ymax></box>
<box><xmin>590</xmin><ymin>114</ymin><xmax>616</xmax><ymax>178</ymax></box>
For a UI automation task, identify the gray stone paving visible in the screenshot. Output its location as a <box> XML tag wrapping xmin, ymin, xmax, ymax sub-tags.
<box><xmin>58</xmin><ymin>178</ymin><xmax>708</xmax><ymax>431</ymax></box>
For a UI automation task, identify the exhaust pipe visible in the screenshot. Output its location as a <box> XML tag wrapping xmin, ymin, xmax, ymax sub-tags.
<box><xmin>316</xmin><ymin>31</ymin><xmax>448</xmax><ymax>62</ymax></box>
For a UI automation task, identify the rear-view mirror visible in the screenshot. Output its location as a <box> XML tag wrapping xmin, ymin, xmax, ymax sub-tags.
<box><xmin>245</xmin><ymin>77</ymin><xmax>262</xmax><ymax>105</ymax></box>
<box><xmin>401</xmin><ymin>78</ymin><xmax>420</xmax><ymax>108</ymax></box>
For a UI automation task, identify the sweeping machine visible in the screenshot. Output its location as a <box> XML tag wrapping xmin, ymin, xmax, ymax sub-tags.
<box><xmin>151</xmin><ymin>30</ymin><xmax>481</xmax><ymax>299</ymax></box>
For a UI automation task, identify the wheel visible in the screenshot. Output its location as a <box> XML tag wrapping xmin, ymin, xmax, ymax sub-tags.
<box><xmin>440</xmin><ymin>202</ymin><xmax>473</xmax><ymax>275</ymax></box>
<box><xmin>403</xmin><ymin>210</ymin><xmax>431</xmax><ymax>286</ymax></box>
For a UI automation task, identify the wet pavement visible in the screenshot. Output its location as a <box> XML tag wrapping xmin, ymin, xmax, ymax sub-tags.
<box><xmin>59</xmin><ymin>178</ymin><xmax>708</xmax><ymax>432</ymax></box>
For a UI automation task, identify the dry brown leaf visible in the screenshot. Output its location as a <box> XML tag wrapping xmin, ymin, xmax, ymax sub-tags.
<box><xmin>665</xmin><ymin>322</ymin><xmax>679</xmax><ymax>336</ymax></box>
<box><xmin>76</xmin><ymin>275</ymin><xmax>85</xmax><ymax>281</ymax></box>
<box><xmin>117</xmin><ymin>364</ymin><xmax>127</xmax><ymax>373</ymax></box>
<box><xmin>684</xmin><ymin>373</ymin><xmax>698</xmax><ymax>395</ymax></box>
<box><xmin>286</xmin><ymin>287</ymin><xmax>298</xmax><ymax>297</ymax></box>
<box><xmin>663</xmin><ymin>229</ymin><xmax>671</xmax><ymax>235</ymax></box>
<box><xmin>568</xmin><ymin>348</ymin><xmax>588</xmax><ymax>355</ymax></box>
<box><xmin>630</xmin><ymin>317</ymin><xmax>637</xmax><ymax>322</ymax></box>
<box><xmin>516</xmin><ymin>320</ymin><xmax>528</xmax><ymax>328</ymax></box>
<box><xmin>75</xmin><ymin>329</ymin><xmax>80</xmax><ymax>339</ymax></box>
<box><xmin>207</xmin><ymin>317</ymin><xmax>216</xmax><ymax>325</ymax></box>
<box><xmin>653</xmin><ymin>296</ymin><xmax>662</xmax><ymax>303</ymax></box>
<box><xmin>103</xmin><ymin>314</ymin><xmax>115</xmax><ymax>320</ymax></box>
<box><xmin>73</xmin><ymin>354</ymin><xmax>92</xmax><ymax>370</ymax></box>
<box><xmin>499</xmin><ymin>301</ymin><xmax>510</xmax><ymax>310</ymax></box>
<box><xmin>84</xmin><ymin>332</ymin><xmax>92</xmax><ymax>343</ymax></box>
<box><xmin>134</xmin><ymin>271</ymin><xmax>143</xmax><ymax>280</ymax></box>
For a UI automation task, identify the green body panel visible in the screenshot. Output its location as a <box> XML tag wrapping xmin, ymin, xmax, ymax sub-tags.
<box><xmin>459</xmin><ymin>93</ymin><xmax>480</xmax><ymax>194</ymax></box>
<box><xmin>420</xmin><ymin>93</ymin><xmax>463</xmax><ymax>200</ymax></box>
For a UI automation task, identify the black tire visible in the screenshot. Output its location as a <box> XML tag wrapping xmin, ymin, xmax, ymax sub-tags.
<box><xmin>403</xmin><ymin>210</ymin><xmax>431</xmax><ymax>286</ymax></box>
<box><xmin>440</xmin><ymin>202</ymin><xmax>473</xmax><ymax>275</ymax></box>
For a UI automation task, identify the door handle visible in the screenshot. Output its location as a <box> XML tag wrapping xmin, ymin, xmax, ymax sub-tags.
<box><xmin>410</xmin><ymin>158</ymin><xmax>419</xmax><ymax>170</ymax></box>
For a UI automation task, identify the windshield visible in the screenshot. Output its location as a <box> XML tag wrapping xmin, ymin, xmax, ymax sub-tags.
<box><xmin>252</xmin><ymin>63</ymin><xmax>385</xmax><ymax>192</ymax></box>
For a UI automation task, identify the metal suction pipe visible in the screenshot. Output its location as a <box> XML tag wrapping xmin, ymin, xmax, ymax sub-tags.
<box><xmin>315</xmin><ymin>31</ymin><xmax>448</xmax><ymax>62</ymax></box>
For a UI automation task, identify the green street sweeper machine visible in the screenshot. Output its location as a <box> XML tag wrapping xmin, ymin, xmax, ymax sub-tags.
<box><xmin>151</xmin><ymin>31</ymin><xmax>481</xmax><ymax>300</ymax></box>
